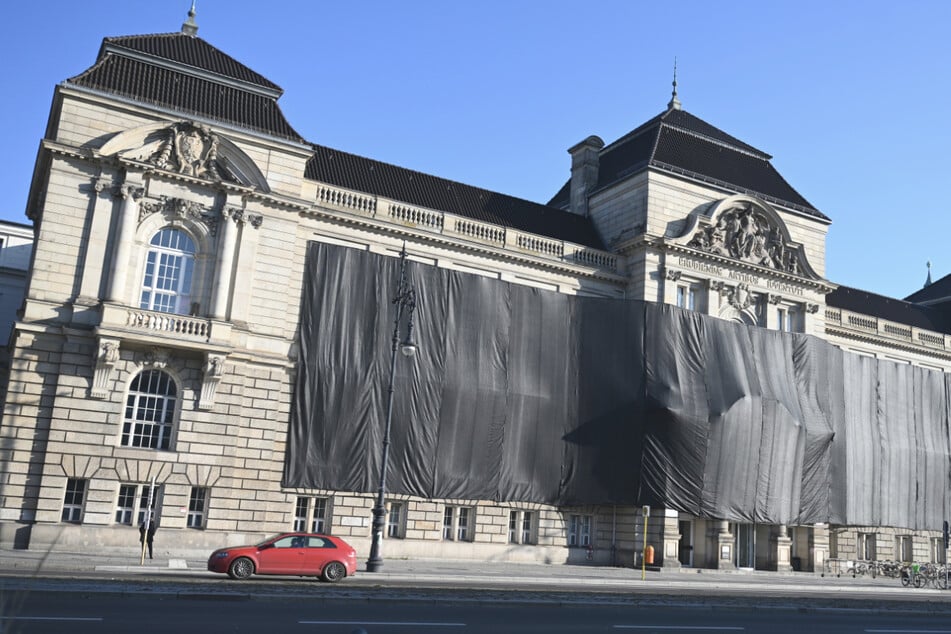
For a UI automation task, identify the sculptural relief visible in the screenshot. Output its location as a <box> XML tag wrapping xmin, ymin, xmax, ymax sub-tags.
<box><xmin>149</xmin><ymin>122</ymin><xmax>222</xmax><ymax>180</ymax></box>
<box><xmin>687</xmin><ymin>204</ymin><xmax>804</xmax><ymax>275</ymax></box>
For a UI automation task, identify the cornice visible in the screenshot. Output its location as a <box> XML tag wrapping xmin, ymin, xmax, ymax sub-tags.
<box><xmin>41</xmin><ymin>140</ymin><xmax>311</xmax><ymax>212</ymax></box>
<box><xmin>824</xmin><ymin>326</ymin><xmax>951</xmax><ymax>363</ymax></box>
<box><xmin>662</xmin><ymin>241</ymin><xmax>835</xmax><ymax>294</ymax></box>
<box><xmin>300</xmin><ymin>203</ymin><xmax>628</xmax><ymax>286</ymax></box>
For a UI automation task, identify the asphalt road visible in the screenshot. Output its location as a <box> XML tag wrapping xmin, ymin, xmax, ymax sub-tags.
<box><xmin>4</xmin><ymin>587</ymin><xmax>951</xmax><ymax>634</ymax></box>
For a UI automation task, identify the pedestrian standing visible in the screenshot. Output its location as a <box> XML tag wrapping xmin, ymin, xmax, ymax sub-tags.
<box><xmin>139</xmin><ymin>515</ymin><xmax>157</xmax><ymax>559</ymax></box>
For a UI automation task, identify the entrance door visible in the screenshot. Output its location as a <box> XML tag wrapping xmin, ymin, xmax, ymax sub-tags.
<box><xmin>736</xmin><ymin>523</ymin><xmax>755</xmax><ymax>569</ymax></box>
<box><xmin>678</xmin><ymin>520</ymin><xmax>693</xmax><ymax>567</ymax></box>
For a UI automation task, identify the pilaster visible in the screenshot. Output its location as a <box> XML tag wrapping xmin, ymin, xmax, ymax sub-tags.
<box><xmin>774</xmin><ymin>524</ymin><xmax>793</xmax><ymax>572</ymax></box>
<box><xmin>713</xmin><ymin>520</ymin><xmax>736</xmax><ymax>570</ymax></box>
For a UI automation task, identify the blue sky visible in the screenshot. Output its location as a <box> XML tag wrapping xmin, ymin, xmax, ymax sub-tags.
<box><xmin>3</xmin><ymin>1</ymin><xmax>949</xmax><ymax>300</ymax></box>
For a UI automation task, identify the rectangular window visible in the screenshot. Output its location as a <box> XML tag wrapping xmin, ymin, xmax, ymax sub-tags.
<box><xmin>386</xmin><ymin>501</ymin><xmax>404</xmax><ymax>538</ymax></box>
<box><xmin>522</xmin><ymin>511</ymin><xmax>535</xmax><ymax>544</ymax></box>
<box><xmin>187</xmin><ymin>487</ymin><xmax>208</xmax><ymax>529</ymax></box>
<box><xmin>116</xmin><ymin>483</ymin><xmax>160</xmax><ymax>525</ymax></box>
<box><xmin>568</xmin><ymin>514</ymin><xmax>592</xmax><ymax>547</ymax></box>
<box><xmin>456</xmin><ymin>507</ymin><xmax>470</xmax><ymax>541</ymax></box>
<box><xmin>62</xmin><ymin>479</ymin><xmax>86</xmax><ymax>523</ymax></box>
<box><xmin>508</xmin><ymin>510</ymin><xmax>536</xmax><ymax>544</ymax></box>
<box><xmin>443</xmin><ymin>507</ymin><xmax>454</xmax><ymax>540</ymax></box>
<box><xmin>676</xmin><ymin>285</ymin><xmax>696</xmax><ymax>310</ymax></box>
<box><xmin>292</xmin><ymin>496</ymin><xmax>331</xmax><ymax>533</ymax></box>
<box><xmin>137</xmin><ymin>484</ymin><xmax>161</xmax><ymax>526</ymax></box>
<box><xmin>857</xmin><ymin>532</ymin><xmax>876</xmax><ymax>561</ymax></box>
<box><xmin>293</xmin><ymin>497</ymin><xmax>308</xmax><ymax>532</ymax></box>
<box><xmin>311</xmin><ymin>498</ymin><xmax>327</xmax><ymax>533</ymax></box>
<box><xmin>443</xmin><ymin>506</ymin><xmax>474</xmax><ymax>542</ymax></box>
<box><xmin>115</xmin><ymin>484</ymin><xmax>137</xmax><ymax>524</ymax></box>
<box><xmin>776</xmin><ymin>307</ymin><xmax>797</xmax><ymax>332</ymax></box>
<box><xmin>931</xmin><ymin>537</ymin><xmax>946</xmax><ymax>564</ymax></box>
<box><xmin>896</xmin><ymin>535</ymin><xmax>913</xmax><ymax>562</ymax></box>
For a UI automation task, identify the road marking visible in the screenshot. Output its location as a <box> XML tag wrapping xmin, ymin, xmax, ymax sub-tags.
<box><xmin>301</xmin><ymin>621</ymin><xmax>465</xmax><ymax>627</ymax></box>
<box><xmin>867</xmin><ymin>630</ymin><xmax>951</xmax><ymax>633</ymax></box>
<box><xmin>0</xmin><ymin>616</ymin><xmax>104</xmax><ymax>622</ymax></box>
<box><xmin>614</xmin><ymin>627</ymin><xmax>743</xmax><ymax>631</ymax></box>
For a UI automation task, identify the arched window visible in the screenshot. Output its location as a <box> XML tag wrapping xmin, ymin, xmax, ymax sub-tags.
<box><xmin>121</xmin><ymin>370</ymin><xmax>177</xmax><ymax>450</ymax></box>
<box><xmin>140</xmin><ymin>228</ymin><xmax>196</xmax><ymax>315</ymax></box>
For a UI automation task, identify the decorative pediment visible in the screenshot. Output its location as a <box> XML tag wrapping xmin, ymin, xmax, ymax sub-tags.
<box><xmin>676</xmin><ymin>196</ymin><xmax>818</xmax><ymax>279</ymax></box>
<box><xmin>98</xmin><ymin>121</ymin><xmax>270</xmax><ymax>192</ymax></box>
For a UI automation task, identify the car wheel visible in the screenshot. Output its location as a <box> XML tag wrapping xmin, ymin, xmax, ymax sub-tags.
<box><xmin>321</xmin><ymin>561</ymin><xmax>346</xmax><ymax>583</ymax></box>
<box><xmin>228</xmin><ymin>557</ymin><xmax>254</xmax><ymax>580</ymax></box>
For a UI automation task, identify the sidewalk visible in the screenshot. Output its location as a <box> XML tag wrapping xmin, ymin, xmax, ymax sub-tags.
<box><xmin>0</xmin><ymin>545</ymin><xmax>941</xmax><ymax>600</ymax></box>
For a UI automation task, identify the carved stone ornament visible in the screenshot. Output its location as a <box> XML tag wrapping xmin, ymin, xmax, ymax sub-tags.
<box><xmin>687</xmin><ymin>203</ymin><xmax>804</xmax><ymax>275</ymax></box>
<box><xmin>199</xmin><ymin>353</ymin><xmax>227</xmax><ymax>411</ymax></box>
<box><xmin>100</xmin><ymin>120</ymin><xmax>271</xmax><ymax>192</ymax></box>
<box><xmin>145</xmin><ymin>347</ymin><xmax>171</xmax><ymax>369</ymax></box>
<box><xmin>806</xmin><ymin>303</ymin><xmax>820</xmax><ymax>314</ymax></box>
<box><xmin>151</xmin><ymin>122</ymin><xmax>222</xmax><ymax>180</ymax></box>
<box><xmin>665</xmin><ymin>268</ymin><xmax>683</xmax><ymax>282</ymax></box>
<box><xmin>90</xmin><ymin>338</ymin><xmax>121</xmax><ymax>399</ymax></box>
<box><xmin>116</xmin><ymin>184</ymin><xmax>145</xmax><ymax>201</ymax></box>
<box><xmin>225</xmin><ymin>207</ymin><xmax>264</xmax><ymax>229</ymax></box>
<box><xmin>138</xmin><ymin>195</ymin><xmax>218</xmax><ymax>237</ymax></box>
<box><xmin>728</xmin><ymin>283</ymin><xmax>754</xmax><ymax>311</ymax></box>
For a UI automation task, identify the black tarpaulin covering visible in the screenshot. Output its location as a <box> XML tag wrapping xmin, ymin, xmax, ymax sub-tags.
<box><xmin>285</xmin><ymin>242</ymin><xmax>951</xmax><ymax>530</ymax></box>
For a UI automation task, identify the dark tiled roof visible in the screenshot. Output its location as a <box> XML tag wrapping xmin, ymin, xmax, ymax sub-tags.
<box><xmin>101</xmin><ymin>33</ymin><xmax>281</xmax><ymax>93</ymax></box>
<box><xmin>306</xmin><ymin>145</ymin><xmax>607</xmax><ymax>250</ymax></box>
<box><xmin>549</xmin><ymin>108</ymin><xmax>826</xmax><ymax>220</ymax></box>
<box><xmin>67</xmin><ymin>34</ymin><xmax>304</xmax><ymax>143</ymax></box>
<box><xmin>827</xmin><ymin>285</ymin><xmax>951</xmax><ymax>334</ymax></box>
<box><xmin>904</xmin><ymin>273</ymin><xmax>951</xmax><ymax>305</ymax></box>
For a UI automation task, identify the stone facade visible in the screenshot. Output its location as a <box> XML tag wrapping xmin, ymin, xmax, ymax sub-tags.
<box><xmin>0</xmin><ymin>15</ymin><xmax>948</xmax><ymax>574</ymax></box>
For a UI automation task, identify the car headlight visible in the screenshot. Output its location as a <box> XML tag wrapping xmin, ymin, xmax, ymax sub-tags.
<box><xmin>214</xmin><ymin>551</ymin><xmax>230</xmax><ymax>559</ymax></box>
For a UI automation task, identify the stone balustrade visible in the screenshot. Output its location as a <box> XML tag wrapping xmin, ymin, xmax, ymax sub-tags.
<box><xmin>825</xmin><ymin>307</ymin><xmax>951</xmax><ymax>355</ymax></box>
<box><xmin>313</xmin><ymin>182</ymin><xmax>621</xmax><ymax>275</ymax></box>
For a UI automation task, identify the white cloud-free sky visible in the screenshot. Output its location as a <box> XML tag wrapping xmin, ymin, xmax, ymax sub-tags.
<box><xmin>3</xmin><ymin>1</ymin><xmax>949</xmax><ymax>299</ymax></box>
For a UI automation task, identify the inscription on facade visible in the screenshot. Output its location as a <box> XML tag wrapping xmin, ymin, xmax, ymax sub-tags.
<box><xmin>675</xmin><ymin>256</ymin><xmax>807</xmax><ymax>298</ymax></box>
<box><xmin>766</xmin><ymin>280</ymin><xmax>805</xmax><ymax>296</ymax></box>
<box><xmin>677</xmin><ymin>256</ymin><xmax>723</xmax><ymax>277</ymax></box>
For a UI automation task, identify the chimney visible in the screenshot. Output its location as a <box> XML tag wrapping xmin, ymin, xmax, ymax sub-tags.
<box><xmin>567</xmin><ymin>135</ymin><xmax>604</xmax><ymax>216</ymax></box>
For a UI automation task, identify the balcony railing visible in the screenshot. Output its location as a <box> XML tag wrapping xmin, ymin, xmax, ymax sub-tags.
<box><xmin>825</xmin><ymin>307</ymin><xmax>951</xmax><ymax>355</ymax></box>
<box><xmin>100</xmin><ymin>303</ymin><xmax>220</xmax><ymax>345</ymax></box>
<box><xmin>313</xmin><ymin>182</ymin><xmax>621</xmax><ymax>276</ymax></box>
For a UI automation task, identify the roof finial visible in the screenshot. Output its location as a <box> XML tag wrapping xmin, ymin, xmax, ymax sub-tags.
<box><xmin>924</xmin><ymin>260</ymin><xmax>933</xmax><ymax>287</ymax></box>
<box><xmin>667</xmin><ymin>57</ymin><xmax>681</xmax><ymax>111</ymax></box>
<box><xmin>182</xmin><ymin>1</ymin><xmax>198</xmax><ymax>36</ymax></box>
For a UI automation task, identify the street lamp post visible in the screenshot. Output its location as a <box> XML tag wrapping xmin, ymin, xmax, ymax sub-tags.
<box><xmin>366</xmin><ymin>244</ymin><xmax>417</xmax><ymax>573</ymax></box>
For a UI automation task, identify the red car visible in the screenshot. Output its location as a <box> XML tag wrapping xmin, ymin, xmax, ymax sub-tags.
<box><xmin>207</xmin><ymin>532</ymin><xmax>357</xmax><ymax>582</ymax></box>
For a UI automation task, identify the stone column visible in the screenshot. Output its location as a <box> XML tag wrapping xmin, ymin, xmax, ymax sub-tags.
<box><xmin>811</xmin><ymin>523</ymin><xmax>830</xmax><ymax>573</ymax></box>
<box><xmin>774</xmin><ymin>524</ymin><xmax>793</xmax><ymax>572</ymax></box>
<box><xmin>714</xmin><ymin>520</ymin><xmax>736</xmax><ymax>570</ymax></box>
<box><xmin>106</xmin><ymin>178</ymin><xmax>144</xmax><ymax>303</ymax></box>
<box><xmin>661</xmin><ymin>509</ymin><xmax>681</xmax><ymax>569</ymax></box>
<box><xmin>210</xmin><ymin>206</ymin><xmax>240</xmax><ymax>320</ymax></box>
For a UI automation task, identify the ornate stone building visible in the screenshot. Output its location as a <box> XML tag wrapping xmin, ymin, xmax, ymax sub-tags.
<box><xmin>1</xmin><ymin>9</ymin><xmax>949</xmax><ymax>572</ymax></box>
